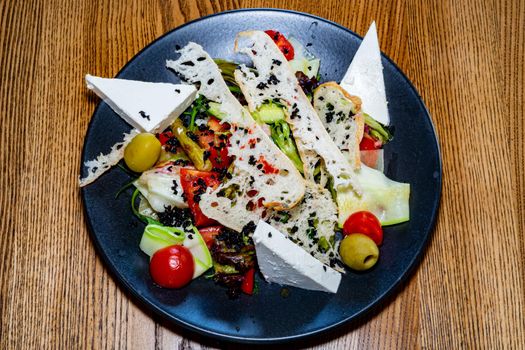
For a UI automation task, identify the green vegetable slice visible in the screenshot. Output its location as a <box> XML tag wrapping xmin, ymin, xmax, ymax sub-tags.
<box><xmin>214</xmin><ymin>59</ymin><xmax>239</xmax><ymax>86</ymax></box>
<box><xmin>171</xmin><ymin>118</ymin><xmax>212</xmax><ymax>171</ymax></box>
<box><xmin>207</xmin><ymin>101</ymin><xmax>228</xmax><ymax>120</ymax></box>
<box><xmin>139</xmin><ymin>224</ymin><xmax>186</xmax><ymax>257</ymax></box>
<box><xmin>364</xmin><ymin>113</ymin><xmax>393</xmax><ymax>144</ymax></box>
<box><xmin>131</xmin><ymin>188</ymin><xmax>161</xmax><ymax>225</ymax></box>
<box><xmin>270</xmin><ymin>120</ymin><xmax>304</xmax><ymax>173</ymax></box>
<box><xmin>251</xmin><ymin>101</ymin><xmax>286</xmax><ymax>123</ymax></box>
<box><xmin>337</xmin><ymin>165</ymin><xmax>410</xmax><ymax>226</ymax></box>
<box><xmin>288</xmin><ymin>37</ymin><xmax>320</xmax><ymax>78</ymax></box>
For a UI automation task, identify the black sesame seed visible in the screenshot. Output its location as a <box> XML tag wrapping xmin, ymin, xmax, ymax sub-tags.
<box><xmin>171</xmin><ymin>180</ymin><xmax>178</xmax><ymax>195</ymax></box>
<box><xmin>267</xmin><ymin>74</ymin><xmax>280</xmax><ymax>85</ymax></box>
<box><xmin>139</xmin><ymin>111</ymin><xmax>150</xmax><ymax>121</ymax></box>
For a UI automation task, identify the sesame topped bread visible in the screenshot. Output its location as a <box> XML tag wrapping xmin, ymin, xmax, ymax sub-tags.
<box><xmin>79</xmin><ymin>129</ymin><xmax>139</xmax><ymax>187</ymax></box>
<box><xmin>267</xmin><ymin>182</ymin><xmax>344</xmax><ymax>272</ymax></box>
<box><xmin>233</xmin><ymin>31</ymin><xmax>362</xmax><ymax>195</ymax></box>
<box><xmin>167</xmin><ymin>43</ymin><xmax>305</xmax><ymax>231</ymax></box>
<box><xmin>313</xmin><ymin>82</ymin><xmax>364</xmax><ymax>168</ymax></box>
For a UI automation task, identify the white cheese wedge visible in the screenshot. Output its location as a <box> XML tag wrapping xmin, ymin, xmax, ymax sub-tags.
<box><xmin>85</xmin><ymin>74</ymin><xmax>197</xmax><ymax>133</ymax></box>
<box><xmin>340</xmin><ymin>22</ymin><xmax>390</xmax><ymax>125</ymax></box>
<box><xmin>253</xmin><ymin>221</ymin><xmax>341</xmax><ymax>293</ymax></box>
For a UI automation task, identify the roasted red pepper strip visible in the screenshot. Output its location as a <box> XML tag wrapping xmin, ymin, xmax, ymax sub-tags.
<box><xmin>157</xmin><ymin>131</ymin><xmax>174</xmax><ymax>145</ymax></box>
<box><xmin>241</xmin><ymin>268</ymin><xmax>255</xmax><ymax>295</ymax></box>
<box><xmin>265</xmin><ymin>30</ymin><xmax>295</xmax><ymax>60</ymax></box>
<box><xmin>198</xmin><ymin>226</ymin><xmax>223</xmax><ymax>248</ymax></box>
<box><xmin>179</xmin><ymin>168</ymin><xmax>221</xmax><ymax>227</ymax></box>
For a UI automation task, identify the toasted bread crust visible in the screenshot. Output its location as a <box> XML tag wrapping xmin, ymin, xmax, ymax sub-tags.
<box><xmin>313</xmin><ymin>82</ymin><xmax>365</xmax><ymax>169</ymax></box>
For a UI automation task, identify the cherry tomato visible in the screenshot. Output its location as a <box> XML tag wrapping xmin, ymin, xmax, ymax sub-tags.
<box><xmin>179</xmin><ymin>168</ymin><xmax>221</xmax><ymax>227</ymax></box>
<box><xmin>359</xmin><ymin>135</ymin><xmax>382</xmax><ymax>150</ymax></box>
<box><xmin>265</xmin><ymin>30</ymin><xmax>295</xmax><ymax>60</ymax></box>
<box><xmin>199</xmin><ymin>226</ymin><xmax>223</xmax><ymax>248</ymax></box>
<box><xmin>241</xmin><ymin>268</ymin><xmax>255</xmax><ymax>295</ymax></box>
<box><xmin>150</xmin><ymin>245</ymin><xmax>194</xmax><ymax>288</ymax></box>
<box><xmin>343</xmin><ymin>211</ymin><xmax>383</xmax><ymax>245</ymax></box>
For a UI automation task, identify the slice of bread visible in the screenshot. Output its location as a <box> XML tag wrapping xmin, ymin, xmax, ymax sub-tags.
<box><xmin>233</xmin><ymin>31</ymin><xmax>362</xmax><ymax>195</ymax></box>
<box><xmin>267</xmin><ymin>182</ymin><xmax>344</xmax><ymax>272</ymax></box>
<box><xmin>167</xmin><ymin>43</ymin><xmax>305</xmax><ymax>231</ymax></box>
<box><xmin>313</xmin><ymin>82</ymin><xmax>364</xmax><ymax>168</ymax></box>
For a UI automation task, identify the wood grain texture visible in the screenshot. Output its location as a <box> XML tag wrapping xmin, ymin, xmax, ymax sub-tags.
<box><xmin>1</xmin><ymin>0</ymin><xmax>523</xmax><ymax>348</ymax></box>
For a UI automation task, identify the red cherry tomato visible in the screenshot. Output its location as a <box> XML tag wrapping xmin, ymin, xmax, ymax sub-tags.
<box><xmin>265</xmin><ymin>30</ymin><xmax>295</xmax><ymax>60</ymax></box>
<box><xmin>149</xmin><ymin>245</ymin><xmax>194</xmax><ymax>288</ymax></box>
<box><xmin>359</xmin><ymin>135</ymin><xmax>382</xmax><ymax>150</ymax></box>
<box><xmin>199</xmin><ymin>226</ymin><xmax>223</xmax><ymax>248</ymax></box>
<box><xmin>241</xmin><ymin>268</ymin><xmax>255</xmax><ymax>295</ymax></box>
<box><xmin>343</xmin><ymin>211</ymin><xmax>383</xmax><ymax>245</ymax></box>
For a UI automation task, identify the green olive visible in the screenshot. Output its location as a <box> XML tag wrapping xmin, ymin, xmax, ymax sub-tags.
<box><xmin>339</xmin><ymin>234</ymin><xmax>379</xmax><ymax>271</ymax></box>
<box><xmin>124</xmin><ymin>133</ymin><xmax>161</xmax><ymax>172</ymax></box>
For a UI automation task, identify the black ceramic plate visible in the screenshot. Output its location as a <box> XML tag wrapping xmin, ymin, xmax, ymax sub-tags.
<box><xmin>81</xmin><ymin>9</ymin><xmax>441</xmax><ymax>344</ymax></box>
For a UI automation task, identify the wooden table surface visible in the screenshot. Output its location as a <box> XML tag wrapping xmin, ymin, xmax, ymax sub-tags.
<box><xmin>1</xmin><ymin>0</ymin><xmax>524</xmax><ymax>348</ymax></box>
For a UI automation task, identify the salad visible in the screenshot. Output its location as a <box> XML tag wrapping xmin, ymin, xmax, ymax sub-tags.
<box><xmin>80</xmin><ymin>24</ymin><xmax>410</xmax><ymax>298</ymax></box>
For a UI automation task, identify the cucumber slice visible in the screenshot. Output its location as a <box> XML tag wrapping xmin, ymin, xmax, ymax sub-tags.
<box><xmin>289</xmin><ymin>57</ymin><xmax>320</xmax><ymax>79</ymax></box>
<box><xmin>252</xmin><ymin>102</ymin><xmax>286</xmax><ymax>123</ymax></box>
<box><xmin>207</xmin><ymin>101</ymin><xmax>228</xmax><ymax>120</ymax></box>
<box><xmin>183</xmin><ymin>228</ymin><xmax>213</xmax><ymax>278</ymax></box>
<box><xmin>288</xmin><ymin>37</ymin><xmax>320</xmax><ymax>78</ymax></box>
<box><xmin>337</xmin><ymin>165</ymin><xmax>410</xmax><ymax>226</ymax></box>
<box><xmin>139</xmin><ymin>225</ymin><xmax>186</xmax><ymax>257</ymax></box>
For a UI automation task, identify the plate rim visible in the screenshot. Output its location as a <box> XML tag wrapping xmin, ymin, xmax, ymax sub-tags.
<box><xmin>80</xmin><ymin>8</ymin><xmax>442</xmax><ymax>344</ymax></box>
